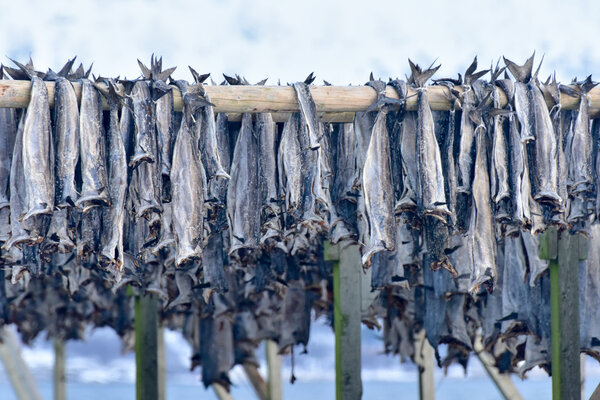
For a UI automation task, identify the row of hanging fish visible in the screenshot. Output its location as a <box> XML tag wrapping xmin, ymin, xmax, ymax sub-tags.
<box><xmin>1</xmin><ymin>54</ymin><xmax>600</xmax><ymax>383</ymax></box>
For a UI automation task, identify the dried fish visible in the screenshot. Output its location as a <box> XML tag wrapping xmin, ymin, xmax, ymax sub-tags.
<box><xmin>76</xmin><ymin>79</ymin><xmax>109</xmax><ymax>211</ymax></box>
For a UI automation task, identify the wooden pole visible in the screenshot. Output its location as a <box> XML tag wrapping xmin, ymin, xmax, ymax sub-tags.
<box><xmin>53</xmin><ymin>338</ymin><xmax>66</xmax><ymax>400</ymax></box>
<box><xmin>242</xmin><ymin>363</ymin><xmax>268</xmax><ymax>400</ymax></box>
<box><xmin>581</xmin><ymin>354</ymin><xmax>586</xmax><ymax>400</ymax></box>
<box><xmin>265</xmin><ymin>340</ymin><xmax>282</xmax><ymax>400</ymax></box>
<box><xmin>0</xmin><ymin>326</ymin><xmax>43</xmax><ymax>400</ymax></box>
<box><xmin>213</xmin><ymin>383</ymin><xmax>235</xmax><ymax>400</ymax></box>
<box><xmin>414</xmin><ymin>329</ymin><xmax>435</xmax><ymax>400</ymax></box>
<box><xmin>540</xmin><ymin>228</ymin><xmax>585</xmax><ymax>400</ymax></box>
<box><xmin>135</xmin><ymin>294</ymin><xmax>159</xmax><ymax>400</ymax></box>
<box><xmin>473</xmin><ymin>335</ymin><xmax>523</xmax><ymax>400</ymax></box>
<box><xmin>1</xmin><ymin>80</ymin><xmax>598</xmax><ymax>117</ymax></box>
<box><xmin>327</xmin><ymin>243</ymin><xmax>363</xmax><ymax>400</ymax></box>
<box><xmin>157</xmin><ymin>327</ymin><xmax>166</xmax><ymax>400</ymax></box>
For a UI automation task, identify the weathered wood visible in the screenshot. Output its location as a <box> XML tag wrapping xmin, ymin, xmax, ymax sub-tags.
<box><xmin>591</xmin><ymin>382</ymin><xmax>600</xmax><ymax>400</ymax></box>
<box><xmin>135</xmin><ymin>294</ymin><xmax>159</xmax><ymax>400</ymax></box>
<box><xmin>333</xmin><ymin>243</ymin><xmax>363</xmax><ymax>400</ymax></box>
<box><xmin>1</xmin><ymin>80</ymin><xmax>599</xmax><ymax>118</ymax></box>
<box><xmin>581</xmin><ymin>355</ymin><xmax>586</xmax><ymax>400</ymax></box>
<box><xmin>414</xmin><ymin>329</ymin><xmax>435</xmax><ymax>400</ymax></box>
<box><xmin>242</xmin><ymin>363</ymin><xmax>268</xmax><ymax>400</ymax></box>
<box><xmin>213</xmin><ymin>383</ymin><xmax>234</xmax><ymax>400</ymax></box>
<box><xmin>473</xmin><ymin>335</ymin><xmax>523</xmax><ymax>400</ymax></box>
<box><xmin>265</xmin><ymin>340</ymin><xmax>282</xmax><ymax>400</ymax></box>
<box><xmin>0</xmin><ymin>326</ymin><xmax>43</xmax><ymax>400</ymax></box>
<box><xmin>157</xmin><ymin>327</ymin><xmax>166</xmax><ymax>400</ymax></box>
<box><xmin>53</xmin><ymin>338</ymin><xmax>66</xmax><ymax>400</ymax></box>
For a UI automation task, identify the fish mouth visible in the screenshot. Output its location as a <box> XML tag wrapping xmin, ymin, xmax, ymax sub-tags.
<box><xmin>20</xmin><ymin>203</ymin><xmax>53</xmax><ymax>222</ymax></box>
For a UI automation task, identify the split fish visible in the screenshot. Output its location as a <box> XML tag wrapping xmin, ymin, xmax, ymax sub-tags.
<box><xmin>76</xmin><ymin>79</ymin><xmax>109</xmax><ymax>211</ymax></box>
<box><xmin>171</xmin><ymin>79</ymin><xmax>207</xmax><ymax>266</ymax></box>
<box><xmin>97</xmin><ymin>80</ymin><xmax>128</xmax><ymax>269</ymax></box>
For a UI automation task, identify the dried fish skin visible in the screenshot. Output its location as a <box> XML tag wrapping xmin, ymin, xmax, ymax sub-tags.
<box><xmin>3</xmin><ymin>115</ymin><xmax>42</xmax><ymax>250</ymax></box>
<box><xmin>53</xmin><ymin>77</ymin><xmax>80</xmax><ymax>208</ymax></box>
<box><xmin>155</xmin><ymin>90</ymin><xmax>175</xmax><ymax>200</ymax></box>
<box><xmin>0</xmin><ymin>106</ymin><xmax>16</xmax><ymax>210</ymax></box>
<box><xmin>130</xmin><ymin>81</ymin><xmax>157</xmax><ymax>166</ymax></box>
<box><xmin>468</xmin><ymin>127</ymin><xmax>497</xmax><ymax>291</ymax></box>
<box><xmin>456</xmin><ymin>91</ymin><xmax>478</xmax><ymax>194</ymax></box>
<box><xmin>22</xmin><ymin>76</ymin><xmax>54</xmax><ymax>221</ymax></box>
<box><xmin>76</xmin><ymin>79</ymin><xmax>109</xmax><ymax>211</ymax></box>
<box><xmin>293</xmin><ymin>82</ymin><xmax>322</xmax><ymax>149</ymax></box>
<box><xmin>43</xmin><ymin>207</ymin><xmax>75</xmax><ymax>255</ymax></box>
<box><xmin>330</xmin><ymin>123</ymin><xmax>359</xmax><ymax>244</ymax></box>
<box><xmin>98</xmin><ymin>82</ymin><xmax>128</xmax><ymax>268</ymax></box>
<box><xmin>362</xmin><ymin>107</ymin><xmax>395</xmax><ymax>265</ymax></box>
<box><xmin>171</xmin><ymin>81</ymin><xmax>206</xmax><ymax>266</ymax></box>
<box><xmin>416</xmin><ymin>88</ymin><xmax>449</xmax><ymax>220</ymax></box>
<box><xmin>490</xmin><ymin>86</ymin><xmax>511</xmax><ymax>207</ymax></box>
<box><xmin>529</xmin><ymin>82</ymin><xmax>560</xmax><ymax>205</ymax></box>
<box><xmin>568</xmin><ymin>84</ymin><xmax>595</xmax><ymax>195</ymax></box>
<box><xmin>199</xmin><ymin>96</ymin><xmax>230</xmax><ymax>183</ymax></box>
<box><xmin>255</xmin><ymin>113</ymin><xmax>282</xmax><ymax>245</ymax></box>
<box><xmin>227</xmin><ymin>113</ymin><xmax>261</xmax><ymax>256</ymax></box>
<box><xmin>396</xmin><ymin>112</ymin><xmax>418</xmax><ymax>213</ymax></box>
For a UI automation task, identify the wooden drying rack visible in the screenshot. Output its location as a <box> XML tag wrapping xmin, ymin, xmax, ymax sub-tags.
<box><xmin>1</xmin><ymin>80</ymin><xmax>600</xmax><ymax>121</ymax></box>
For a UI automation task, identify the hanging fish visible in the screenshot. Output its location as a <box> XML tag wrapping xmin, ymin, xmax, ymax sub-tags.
<box><xmin>47</xmin><ymin>58</ymin><xmax>79</xmax><ymax>208</ymax></box>
<box><xmin>361</xmin><ymin>78</ymin><xmax>401</xmax><ymax>265</ymax></box>
<box><xmin>95</xmin><ymin>79</ymin><xmax>128</xmax><ymax>269</ymax></box>
<box><xmin>12</xmin><ymin>60</ymin><xmax>55</xmax><ymax>221</ymax></box>
<box><xmin>456</xmin><ymin>57</ymin><xmax>490</xmax><ymax>196</ymax></box>
<box><xmin>76</xmin><ymin>79</ymin><xmax>109</xmax><ymax>212</ymax></box>
<box><xmin>227</xmin><ymin>113</ymin><xmax>261</xmax><ymax>257</ymax></box>
<box><xmin>170</xmin><ymin>79</ymin><xmax>209</xmax><ymax>266</ymax></box>
<box><xmin>505</xmin><ymin>54</ymin><xmax>561</xmax><ymax>209</ymax></box>
<box><xmin>0</xmin><ymin>67</ymin><xmax>17</xmax><ymax>243</ymax></box>
<box><xmin>192</xmin><ymin>68</ymin><xmax>230</xmax><ymax>184</ymax></box>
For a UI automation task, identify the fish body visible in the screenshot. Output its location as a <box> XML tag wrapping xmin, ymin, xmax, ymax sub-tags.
<box><xmin>22</xmin><ymin>76</ymin><xmax>54</xmax><ymax>220</ymax></box>
<box><xmin>99</xmin><ymin>82</ymin><xmax>128</xmax><ymax>268</ymax></box>
<box><xmin>227</xmin><ymin>113</ymin><xmax>261</xmax><ymax>256</ymax></box>
<box><xmin>76</xmin><ymin>79</ymin><xmax>109</xmax><ymax>211</ymax></box>
<box><xmin>53</xmin><ymin>77</ymin><xmax>80</xmax><ymax>207</ymax></box>
<box><xmin>171</xmin><ymin>81</ymin><xmax>206</xmax><ymax>266</ymax></box>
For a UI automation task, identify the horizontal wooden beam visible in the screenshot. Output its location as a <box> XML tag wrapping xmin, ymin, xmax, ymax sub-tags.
<box><xmin>1</xmin><ymin>80</ymin><xmax>599</xmax><ymax>120</ymax></box>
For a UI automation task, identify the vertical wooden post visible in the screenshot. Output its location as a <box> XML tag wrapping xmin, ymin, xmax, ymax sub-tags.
<box><xmin>157</xmin><ymin>327</ymin><xmax>166</xmax><ymax>400</ymax></box>
<box><xmin>540</xmin><ymin>228</ymin><xmax>584</xmax><ymax>400</ymax></box>
<box><xmin>213</xmin><ymin>383</ymin><xmax>234</xmax><ymax>400</ymax></box>
<box><xmin>327</xmin><ymin>243</ymin><xmax>362</xmax><ymax>400</ymax></box>
<box><xmin>0</xmin><ymin>326</ymin><xmax>42</xmax><ymax>400</ymax></box>
<box><xmin>414</xmin><ymin>329</ymin><xmax>435</xmax><ymax>400</ymax></box>
<box><xmin>135</xmin><ymin>294</ymin><xmax>159</xmax><ymax>400</ymax></box>
<box><xmin>265</xmin><ymin>340</ymin><xmax>282</xmax><ymax>400</ymax></box>
<box><xmin>581</xmin><ymin>354</ymin><xmax>586</xmax><ymax>400</ymax></box>
<box><xmin>53</xmin><ymin>338</ymin><xmax>66</xmax><ymax>400</ymax></box>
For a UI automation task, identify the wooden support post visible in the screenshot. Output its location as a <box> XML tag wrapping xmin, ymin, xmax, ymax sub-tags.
<box><xmin>265</xmin><ymin>340</ymin><xmax>282</xmax><ymax>400</ymax></box>
<box><xmin>327</xmin><ymin>243</ymin><xmax>362</xmax><ymax>400</ymax></box>
<box><xmin>243</xmin><ymin>363</ymin><xmax>268</xmax><ymax>400</ymax></box>
<box><xmin>135</xmin><ymin>294</ymin><xmax>159</xmax><ymax>400</ymax></box>
<box><xmin>53</xmin><ymin>338</ymin><xmax>66</xmax><ymax>400</ymax></box>
<box><xmin>581</xmin><ymin>354</ymin><xmax>586</xmax><ymax>400</ymax></box>
<box><xmin>414</xmin><ymin>329</ymin><xmax>435</xmax><ymax>400</ymax></box>
<box><xmin>591</xmin><ymin>383</ymin><xmax>600</xmax><ymax>400</ymax></box>
<box><xmin>0</xmin><ymin>326</ymin><xmax>42</xmax><ymax>400</ymax></box>
<box><xmin>473</xmin><ymin>335</ymin><xmax>523</xmax><ymax>400</ymax></box>
<box><xmin>213</xmin><ymin>383</ymin><xmax>234</xmax><ymax>400</ymax></box>
<box><xmin>157</xmin><ymin>327</ymin><xmax>166</xmax><ymax>400</ymax></box>
<box><xmin>540</xmin><ymin>228</ymin><xmax>585</xmax><ymax>400</ymax></box>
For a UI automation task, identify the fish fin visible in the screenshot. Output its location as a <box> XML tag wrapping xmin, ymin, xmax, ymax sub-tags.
<box><xmin>189</xmin><ymin>66</ymin><xmax>210</xmax><ymax>84</ymax></box>
<box><xmin>369</xmin><ymin>71</ymin><xmax>375</xmax><ymax>82</ymax></box>
<box><xmin>138</xmin><ymin>59</ymin><xmax>152</xmax><ymax>79</ymax></box>
<box><xmin>323</xmin><ymin>80</ymin><xmax>332</xmax><ymax>86</ymax></box>
<box><xmin>533</xmin><ymin>53</ymin><xmax>545</xmax><ymax>81</ymax></box>
<box><xmin>256</xmin><ymin>78</ymin><xmax>268</xmax><ymax>85</ymax></box>
<box><xmin>57</xmin><ymin>57</ymin><xmax>77</xmax><ymax>78</ymax></box>
<box><xmin>223</xmin><ymin>73</ymin><xmax>239</xmax><ymax>85</ymax></box>
<box><xmin>7</xmin><ymin>57</ymin><xmax>39</xmax><ymax>80</ymax></box>
<box><xmin>465</xmin><ymin>56</ymin><xmax>478</xmax><ymax>79</ymax></box>
<box><xmin>304</xmin><ymin>72</ymin><xmax>316</xmax><ymax>85</ymax></box>
<box><xmin>503</xmin><ymin>52</ymin><xmax>535</xmax><ymax>83</ymax></box>
<box><xmin>580</xmin><ymin>75</ymin><xmax>598</xmax><ymax>95</ymax></box>
<box><xmin>408</xmin><ymin>59</ymin><xmax>440</xmax><ymax>87</ymax></box>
